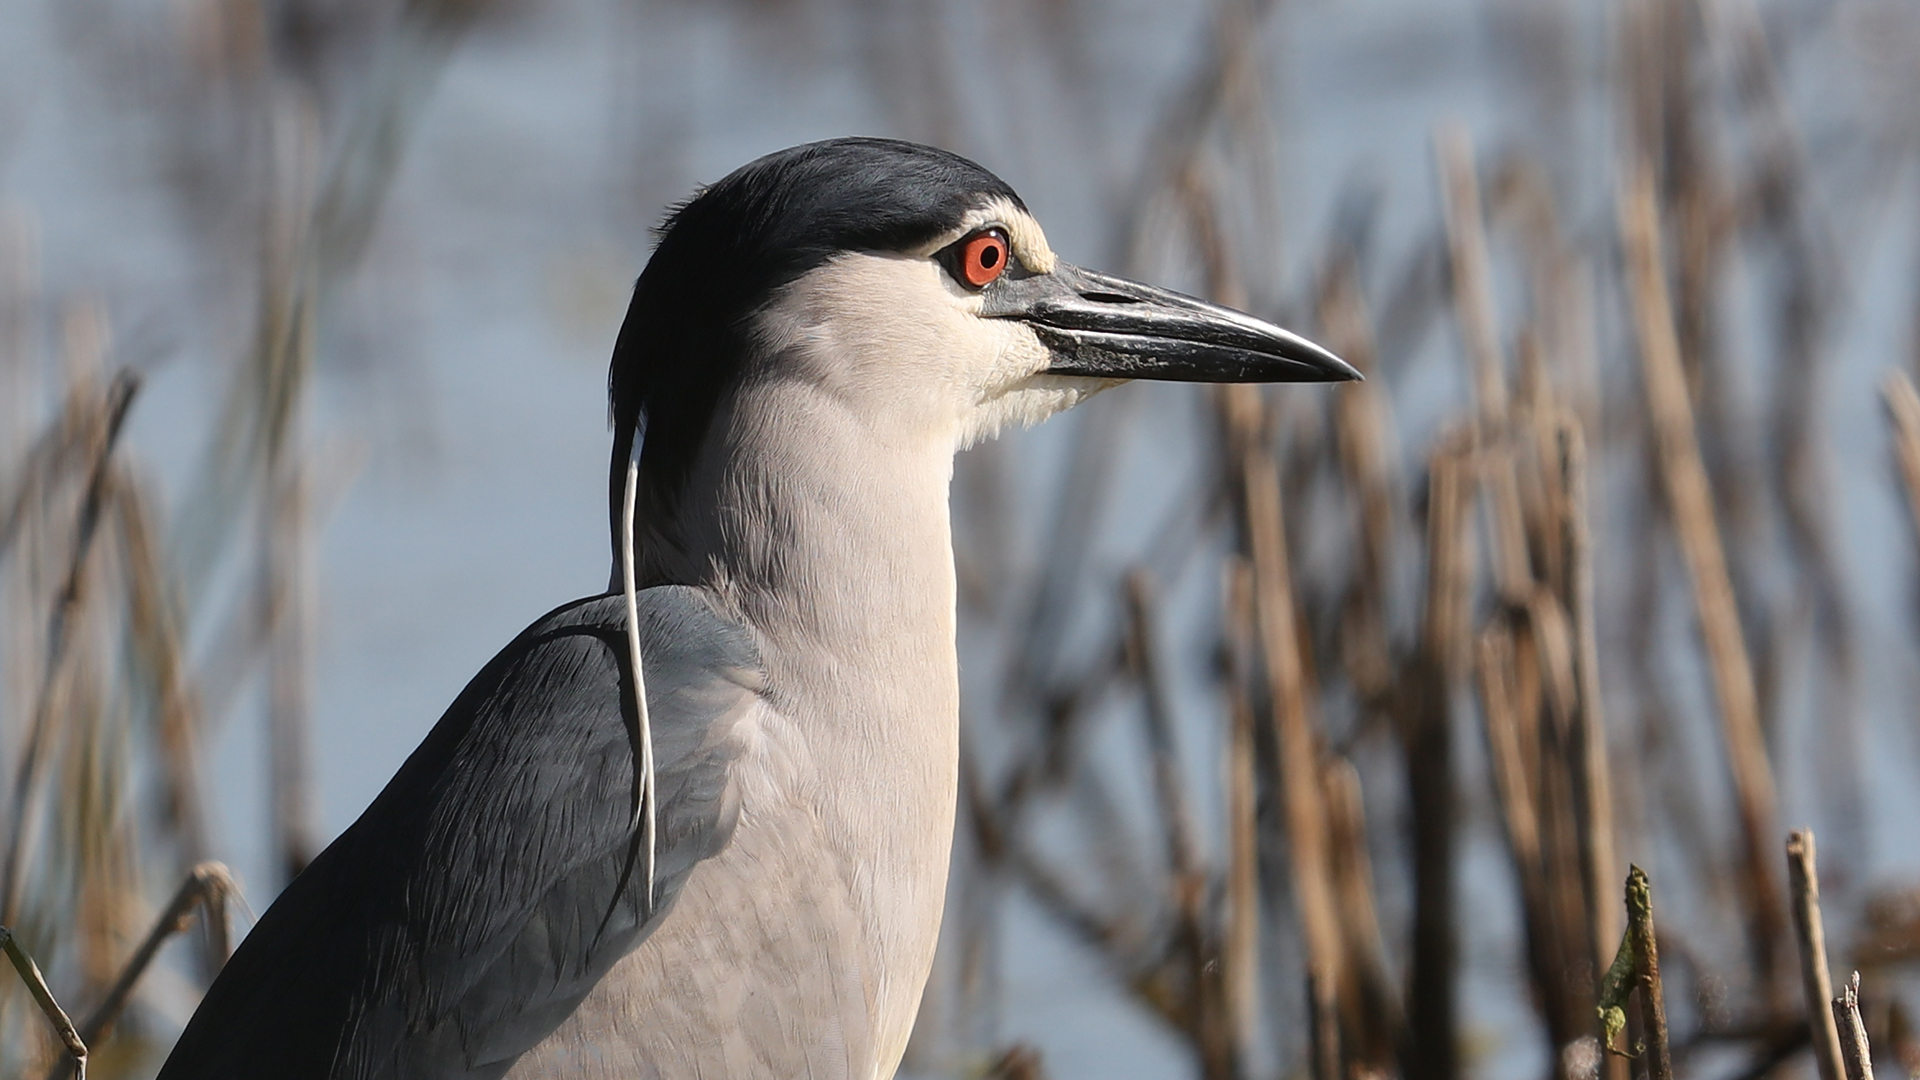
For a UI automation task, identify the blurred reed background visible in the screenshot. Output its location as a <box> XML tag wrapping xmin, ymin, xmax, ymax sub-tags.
<box><xmin>3</xmin><ymin>0</ymin><xmax>1920</xmax><ymax>1077</ymax></box>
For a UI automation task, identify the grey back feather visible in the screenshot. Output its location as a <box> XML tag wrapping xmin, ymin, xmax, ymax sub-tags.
<box><xmin>155</xmin><ymin>586</ymin><xmax>762</xmax><ymax>1080</ymax></box>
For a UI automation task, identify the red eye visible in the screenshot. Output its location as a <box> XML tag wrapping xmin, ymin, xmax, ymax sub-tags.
<box><xmin>960</xmin><ymin>230</ymin><xmax>1009</xmax><ymax>288</ymax></box>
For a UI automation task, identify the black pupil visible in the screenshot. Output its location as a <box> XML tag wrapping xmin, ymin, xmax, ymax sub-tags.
<box><xmin>979</xmin><ymin>244</ymin><xmax>1000</xmax><ymax>268</ymax></box>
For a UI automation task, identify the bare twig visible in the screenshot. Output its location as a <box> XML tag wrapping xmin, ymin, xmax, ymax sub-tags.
<box><xmin>1221</xmin><ymin>559</ymin><xmax>1260</xmax><ymax>1066</ymax></box>
<box><xmin>1559</xmin><ymin>421</ymin><xmax>1619</xmax><ymax>992</ymax></box>
<box><xmin>1630</xmin><ymin>866</ymin><xmax>1673</xmax><ymax>1080</ymax></box>
<box><xmin>1122</xmin><ymin>569</ymin><xmax>1238</xmax><ymax>1075</ymax></box>
<box><xmin>1320</xmin><ymin>248</ymin><xmax>1401</xmax><ymax>702</ymax></box>
<box><xmin>1238</xmin><ymin>402</ymin><xmax>1341</xmax><ymax>1080</ymax></box>
<box><xmin>46</xmin><ymin>863</ymin><xmax>237</xmax><ymax>1080</ymax></box>
<box><xmin>1619</xmin><ymin>164</ymin><xmax>1784</xmax><ymax>981</ymax></box>
<box><xmin>1</xmin><ymin>926</ymin><xmax>86</xmax><ymax>1079</ymax></box>
<box><xmin>0</xmin><ymin>371</ymin><xmax>139</xmax><ymax>927</ymax></box>
<box><xmin>115</xmin><ymin>475</ymin><xmax>212</xmax><ymax>879</ymax></box>
<box><xmin>267</xmin><ymin>446</ymin><xmax>317</xmax><ymax>883</ymax></box>
<box><xmin>1477</xmin><ymin>627</ymin><xmax>1541</xmax><ymax>873</ymax></box>
<box><xmin>1123</xmin><ymin>572</ymin><xmax>1203</xmax><ymax>892</ymax></box>
<box><xmin>1323</xmin><ymin>756</ymin><xmax>1402</xmax><ymax>1071</ymax></box>
<box><xmin>1436</xmin><ymin>122</ymin><xmax>1509</xmax><ymax>425</ymax></box>
<box><xmin>1436</xmin><ymin>124</ymin><xmax>1531</xmax><ymax>604</ymax></box>
<box><xmin>1788</xmin><ymin>831</ymin><xmax>1846</xmax><ymax>1080</ymax></box>
<box><xmin>1597</xmin><ymin>867</ymin><xmax>1672</xmax><ymax>1078</ymax></box>
<box><xmin>1832</xmin><ymin>973</ymin><xmax>1873</xmax><ymax>1080</ymax></box>
<box><xmin>1402</xmin><ymin>438</ymin><xmax>1473</xmax><ymax>1080</ymax></box>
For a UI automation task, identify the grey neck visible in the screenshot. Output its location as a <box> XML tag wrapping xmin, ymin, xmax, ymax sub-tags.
<box><xmin>619</xmin><ymin>364</ymin><xmax>962</xmax><ymax>714</ymax></box>
<box><xmin>616</xmin><ymin>357</ymin><xmax>967</xmax><ymax>1007</ymax></box>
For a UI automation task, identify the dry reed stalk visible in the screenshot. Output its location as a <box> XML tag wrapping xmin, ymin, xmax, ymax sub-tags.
<box><xmin>267</xmin><ymin>446</ymin><xmax>316</xmax><ymax>882</ymax></box>
<box><xmin>46</xmin><ymin>863</ymin><xmax>237</xmax><ymax>1080</ymax></box>
<box><xmin>1174</xmin><ymin>165</ymin><xmax>1248</xmax><ymax>315</ymax></box>
<box><xmin>0</xmin><ymin>373</ymin><xmax>139</xmax><ymax>929</ymax></box>
<box><xmin>1237</xmin><ymin>397</ymin><xmax>1342</xmax><ymax>1080</ymax></box>
<box><xmin>1</xmin><ymin>925</ymin><xmax>86</xmax><ymax>1080</ymax></box>
<box><xmin>1120</xmin><ymin>573</ymin><xmax>1204</xmax><ymax>896</ymax></box>
<box><xmin>1628</xmin><ymin>866</ymin><xmax>1672</xmax><ymax>1080</ymax></box>
<box><xmin>1558</xmin><ymin>421</ymin><xmax>1618</xmax><ymax>989</ymax></box>
<box><xmin>1305</xmin><ymin>969</ymin><xmax>1339</xmax><ymax>1080</ymax></box>
<box><xmin>1833</xmin><ymin>973</ymin><xmax>1873</xmax><ymax>1080</ymax></box>
<box><xmin>1455</xmin><ymin>408</ymin><xmax>1618</xmax><ymax>1065</ymax></box>
<box><xmin>1511</xmin><ymin>333</ymin><xmax>1564</xmax><ymax>588</ymax></box>
<box><xmin>1624</xmin><ymin>0</ymin><xmax>1731</xmax><ymax>418</ymax></box>
<box><xmin>971</xmin><ymin>519</ymin><xmax>1253</xmax><ymax>1077</ymax></box>
<box><xmin>1488</xmin><ymin>155</ymin><xmax>1600</xmax><ymax>437</ymax></box>
<box><xmin>1476</xmin><ymin>627</ymin><xmax>1541</xmax><ymax>873</ymax></box>
<box><xmin>0</xmin><ymin>421</ymin><xmax>94</xmax><ymax>577</ymax></box>
<box><xmin>1403</xmin><ymin>438</ymin><xmax>1473</xmax><ymax>1080</ymax></box>
<box><xmin>0</xmin><ymin>3</ymin><xmax>484</xmax><ymax>1069</ymax></box>
<box><xmin>1616</xmin><ymin>0</ymin><xmax>1751</xmax><ymax>934</ymax></box>
<box><xmin>1322</xmin><ymin>756</ymin><xmax>1402</xmax><ymax>1073</ymax></box>
<box><xmin>1120</xmin><ymin>0</ymin><xmax>1278</xmax><ymax>293</ymax></box>
<box><xmin>260</xmin><ymin>144</ymin><xmax>321</xmax><ymax>884</ymax></box>
<box><xmin>179</xmin><ymin>2</ymin><xmax>477</xmax><ymax>886</ymax></box>
<box><xmin>1436</xmin><ymin>124</ymin><xmax>1531</xmax><ymax>604</ymax></box>
<box><xmin>1619</xmin><ymin>164</ymin><xmax>1784</xmax><ymax>981</ymax></box>
<box><xmin>964</xmin><ymin>713</ymin><xmax>1161</xmax><ymax>1037</ymax></box>
<box><xmin>114</xmin><ymin>477</ymin><xmax>209</xmax><ymax>873</ymax></box>
<box><xmin>1715</xmin><ymin>0</ymin><xmax>1851</xmax><ymax>668</ymax></box>
<box><xmin>1373</xmin><ymin>227</ymin><xmax>1450</xmax><ymax>369</ymax></box>
<box><xmin>1222</xmin><ymin>559</ymin><xmax>1260</xmax><ymax>1068</ymax></box>
<box><xmin>1882</xmin><ymin>371</ymin><xmax>1920</xmax><ymax>549</ymax></box>
<box><xmin>1788</xmin><ymin>830</ymin><xmax>1846</xmax><ymax>1080</ymax></box>
<box><xmin>1726</xmin><ymin>0</ymin><xmax>1863</xmax><ymax>879</ymax></box>
<box><xmin>988</xmin><ymin>393</ymin><xmax>1140</xmax><ymax>812</ymax></box>
<box><xmin>1436</xmin><ymin>123</ymin><xmax>1508</xmax><ymax>425</ymax></box>
<box><xmin>1474</xmin><ymin>602</ymin><xmax>1590</xmax><ymax>1060</ymax></box>
<box><xmin>1319</xmin><ymin>250</ymin><xmax>1400</xmax><ymax>703</ymax></box>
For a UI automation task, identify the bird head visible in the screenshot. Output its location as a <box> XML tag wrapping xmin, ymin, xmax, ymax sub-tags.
<box><xmin>608</xmin><ymin>138</ymin><xmax>1356</xmax><ymax>522</ymax></box>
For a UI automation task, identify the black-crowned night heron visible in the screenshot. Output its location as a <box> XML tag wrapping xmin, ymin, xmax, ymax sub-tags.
<box><xmin>157</xmin><ymin>137</ymin><xmax>1357</xmax><ymax>1079</ymax></box>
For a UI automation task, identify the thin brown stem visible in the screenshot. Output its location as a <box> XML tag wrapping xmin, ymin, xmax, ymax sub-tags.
<box><xmin>1320</xmin><ymin>251</ymin><xmax>1400</xmax><ymax>703</ymax></box>
<box><xmin>2</xmin><ymin>926</ymin><xmax>86</xmax><ymax>1079</ymax></box>
<box><xmin>1437</xmin><ymin>124</ymin><xmax>1531</xmax><ymax>604</ymax></box>
<box><xmin>1123</xmin><ymin>571</ymin><xmax>1204</xmax><ymax>893</ymax></box>
<box><xmin>1559</xmin><ymin>421</ymin><xmax>1619</xmax><ymax>993</ymax></box>
<box><xmin>1832</xmin><ymin>973</ymin><xmax>1873</xmax><ymax>1080</ymax></box>
<box><xmin>1627</xmin><ymin>866</ymin><xmax>1672</xmax><ymax>1080</ymax></box>
<box><xmin>48</xmin><ymin>863</ymin><xmax>237</xmax><ymax>1080</ymax></box>
<box><xmin>1238</xmin><ymin>388</ymin><xmax>1341</xmax><ymax>1080</ymax></box>
<box><xmin>1788</xmin><ymin>830</ymin><xmax>1846</xmax><ymax>1080</ymax></box>
<box><xmin>1403</xmin><ymin>439</ymin><xmax>1473</xmax><ymax>1080</ymax></box>
<box><xmin>1437</xmin><ymin>122</ymin><xmax>1509</xmax><ymax>426</ymax></box>
<box><xmin>0</xmin><ymin>372</ymin><xmax>139</xmax><ymax>928</ymax></box>
<box><xmin>1619</xmin><ymin>164</ymin><xmax>1784</xmax><ymax>984</ymax></box>
<box><xmin>1222</xmin><ymin>559</ymin><xmax>1261</xmax><ymax>1067</ymax></box>
<box><xmin>1126</xmin><ymin>568</ymin><xmax>1234</xmax><ymax>1079</ymax></box>
<box><xmin>1323</xmin><ymin>756</ymin><xmax>1402</xmax><ymax>1072</ymax></box>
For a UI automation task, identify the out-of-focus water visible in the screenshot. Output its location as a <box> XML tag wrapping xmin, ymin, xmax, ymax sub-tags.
<box><xmin>5</xmin><ymin>0</ymin><xmax>1917</xmax><ymax>1076</ymax></box>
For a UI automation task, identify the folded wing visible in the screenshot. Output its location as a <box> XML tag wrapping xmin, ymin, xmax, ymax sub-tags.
<box><xmin>156</xmin><ymin>585</ymin><xmax>762</xmax><ymax>1080</ymax></box>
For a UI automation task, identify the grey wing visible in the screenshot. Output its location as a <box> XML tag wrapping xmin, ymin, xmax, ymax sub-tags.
<box><xmin>155</xmin><ymin>585</ymin><xmax>763</xmax><ymax>1080</ymax></box>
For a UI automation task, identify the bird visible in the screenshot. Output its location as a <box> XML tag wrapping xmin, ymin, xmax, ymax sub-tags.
<box><xmin>156</xmin><ymin>137</ymin><xmax>1357</xmax><ymax>1080</ymax></box>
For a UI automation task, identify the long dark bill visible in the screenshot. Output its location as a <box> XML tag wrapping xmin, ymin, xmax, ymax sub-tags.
<box><xmin>982</xmin><ymin>262</ymin><xmax>1361</xmax><ymax>383</ymax></box>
